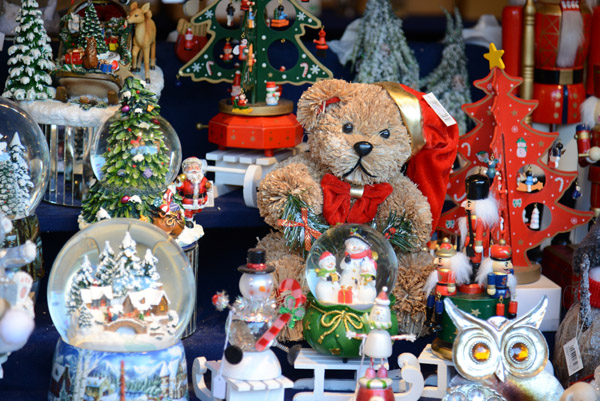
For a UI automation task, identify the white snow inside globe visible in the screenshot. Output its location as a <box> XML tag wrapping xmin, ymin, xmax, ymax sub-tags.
<box><xmin>47</xmin><ymin>219</ymin><xmax>195</xmax><ymax>352</ymax></box>
<box><xmin>306</xmin><ymin>224</ymin><xmax>398</xmax><ymax>310</ymax></box>
<box><xmin>0</xmin><ymin>97</ymin><xmax>50</xmax><ymax>219</ymax></box>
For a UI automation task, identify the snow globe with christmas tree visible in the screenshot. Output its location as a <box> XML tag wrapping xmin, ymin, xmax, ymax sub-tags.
<box><xmin>47</xmin><ymin>218</ymin><xmax>195</xmax><ymax>401</ymax></box>
<box><xmin>0</xmin><ymin>97</ymin><xmax>50</xmax><ymax>298</ymax></box>
<box><xmin>303</xmin><ymin>224</ymin><xmax>399</xmax><ymax>357</ymax></box>
<box><xmin>80</xmin><ymin>77</ymin><xmax>204</xmax><ymax>249</ymax></box>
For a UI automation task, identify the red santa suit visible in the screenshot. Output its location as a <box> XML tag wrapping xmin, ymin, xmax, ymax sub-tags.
<box><xmin>177</xmin><ymin>176</ymin><xmax>209</xmax><ymax>219</ymax></box>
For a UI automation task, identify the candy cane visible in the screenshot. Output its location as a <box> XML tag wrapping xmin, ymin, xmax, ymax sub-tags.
<box><xmin>255</xmin><ymin>279</ymin><xmax>304</xmax><ymax>351</ymax></box>
<box><xmin>206</xmin><ymin>61</ymin><xmax>214</xmax><ymax>76</ymax></box>
<box><xmin>555</xmin><ymin>177</ymin><xmax>564</xmax><ymax>192</ymax></box>
<box><xmin>461</xmin><ymin>142</ymin><xmax>471</xmax><ymax>156</ymax></box>
<box><xmin>300</xmin><ymin>62</ymin><xmax>309</xmax><ymax>78</ymax></box>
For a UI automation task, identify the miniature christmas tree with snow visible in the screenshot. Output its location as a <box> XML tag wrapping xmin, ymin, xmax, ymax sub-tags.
<box><xmin>81</xmin><ymin>78</ymin><xmax>174</xmax><ymax>223</ymax></box>
<box><xmin>0</xmin><ymin>133</ymin><xmax>34</xmax><ymax>219</ymax></box>
<box><xmin>349</xmin><ymin>0</ymin><xmax>418</xmax><ymax>88</ymax></box>
<box><xmin>78</xmin><ymin>0</ymin><xmax>108</xmax><ymax>55</ymax></box>
<box><xmin>2</xmin><ymin>0</ymin><xmax>55</xmax><ymax>101</ymax></box>
<box><xmin>420</xmin><ymin>9</ymin><xmax>471</xmax><ymax>135</ymax></box>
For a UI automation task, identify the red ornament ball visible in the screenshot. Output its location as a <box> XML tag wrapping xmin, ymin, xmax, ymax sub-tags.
<box><xmin>121</xmin><ymin>196</ymin><xmax>130</xmax><ymax>204</ymax></box>
<box><xmin>136</xmin><ymin>90</ymin><xmax>140</xmax><ymax>94</ymax></box>
<box><xmin>152</xmin><ymin>119</ymin><xmax>159</xmax><ymax>125</ymax></box>
<box><xmin>128</xmin><ymin>128</ymin><xmax>132</xmax><ymax>132</ymax></box>
<box><xmin>132</xmin><ymin>164</ymin><xmax>137</xmax><ymax>168</ymax></box>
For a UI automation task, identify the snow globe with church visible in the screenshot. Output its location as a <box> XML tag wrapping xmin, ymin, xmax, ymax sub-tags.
<box><xmin>47</xmin><ymin>218</ymin><xmax>195</xmax><ymax>401</ymax></box>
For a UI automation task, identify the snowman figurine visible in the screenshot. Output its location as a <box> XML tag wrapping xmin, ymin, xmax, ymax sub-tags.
<box><xmin>315</xmin><ymin>252</ymin><xmax>340</xmax><ymax>304</ymax></box>
<box><xmin>347</xmin><ymin>288</ymin><xmax>416</xmax><ymax>371</ymax></box>
<box><xmin>339</xmin><ymin>230</ymin><xmax>376</xmax><ymax>303</ymax></box>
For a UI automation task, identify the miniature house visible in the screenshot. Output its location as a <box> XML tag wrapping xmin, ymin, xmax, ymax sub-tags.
<box><xmin>123</xmin><ymin>288</ymin><xmax>170</xmax><ymax>317</ymax></box>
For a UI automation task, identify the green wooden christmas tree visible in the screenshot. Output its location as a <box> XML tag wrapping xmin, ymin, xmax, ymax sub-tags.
<box><xmin>179</xmin><ymin>0</ymin><xmax>332</xmax><ymax>104</ymax></box>
<box><xmin>78</xmin><ymin>0</ymin><xmax>109</xmax><ymax>54</ymax></box>
<box><xmin>80</xmin><ymin>77</ymin><xmax>171</xmax><ymax>223</ymax></box>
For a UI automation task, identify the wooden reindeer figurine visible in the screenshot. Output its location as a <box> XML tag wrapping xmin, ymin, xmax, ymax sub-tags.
<box><xmin>127</xmin><ymin>2</ymin><xmax>156</xmax><ymax>83</ymax></box>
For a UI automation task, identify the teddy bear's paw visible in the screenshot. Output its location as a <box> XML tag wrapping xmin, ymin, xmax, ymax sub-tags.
<box><xmin>257</xmin><ymin>163</ymin><xmax>322</xmax><ymax>228</ymax></box>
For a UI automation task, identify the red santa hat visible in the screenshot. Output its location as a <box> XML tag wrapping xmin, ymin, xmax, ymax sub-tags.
<box><xmin>375</xmin><ymin>286</ymin><xmax>390</xmax><ymax>306</ymax></box>
<box><xmin>375</xmin><ymin>83</ymin><xmax>459</xmax><ymax>234</ymax></box>
<box><xmin>319</xmin><ymin>251</ymin><xmax>334</xmax><ymax>261</ymax></box>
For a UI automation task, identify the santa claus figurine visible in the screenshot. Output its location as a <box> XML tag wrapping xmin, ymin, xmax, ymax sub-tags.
<box><xmin>458</xmin><ymin>173</ymin><xmax>499</xmax><ymax>293</ymax></box>
<box><xmin>176</xmin><ymin>157</ymin><xmax>211</xmax><ymax>220</ymax></box>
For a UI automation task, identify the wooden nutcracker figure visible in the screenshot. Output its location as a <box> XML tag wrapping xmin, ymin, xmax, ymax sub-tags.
<box><xmin>423</xmin><ymin>237</ymin><xmax>471</xmax><ymax>332</ymax></box>
<box><xmin>477</xmin><ymin>239</ymin><xmax>518</xmax><ymax>319</ymax></box>
<box><xmin>503</xmin><ymin>0</ymin><xmax>598</xmax><ymax>125</ymax></box>
<box><xmin>220</xmin><ymin>41</ymin><xmax>234</xmax><ymax>63</ymax></box>
<box><xmin>424</xmin><ymin>238</ymin><xmax>472</xmax><ymax>298</ymax></box>
<box><xmin>576</xmin><ymin>66</ymin><xmax>600</xmax><ymax>221</ymax></box>
<box><xmin>458</xmin><ymin>173</ymin><xmax>499</xmax><ymax>293</ymax></box>
<box><xmin>176</xmin><ymin>157</ymin><xmax>211</xmax><ymax>220</ymax></box>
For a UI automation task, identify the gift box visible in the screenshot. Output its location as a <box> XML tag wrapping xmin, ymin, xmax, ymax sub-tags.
<box><xmin>337</xmin><ymin>286</ymin><xmax>353</xmax><ymax>304</ymax></box>
<box><xmin>109</xmin><ymin>37</ymin><xmax>119</xmax><ymax>51</ymax></box>
<box><xmin>99</xmin><ymin>62</ymin><xmax>113</xmax><ymax>73</ymax></box>
<box><xmin>64</xmin><ymin>49</ymin><xmax>83</xmax><ymax>65</ymax></box>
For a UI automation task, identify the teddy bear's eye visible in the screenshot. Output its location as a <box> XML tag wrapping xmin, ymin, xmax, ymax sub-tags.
<box><xmin>379</xmin><ymin>129</ymin><xmax>390</xmax><ymax>139</ymax></box>
<box><xmin>342</xmin><ymin>123</ymin><xmax>353</xmax><ymax>134</ymax></box>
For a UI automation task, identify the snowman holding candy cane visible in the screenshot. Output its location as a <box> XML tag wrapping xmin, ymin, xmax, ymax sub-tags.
<box><xmin>212</xmin><ymin>248</ymin><xmax>305</xmax><ymax>382</ymax></box>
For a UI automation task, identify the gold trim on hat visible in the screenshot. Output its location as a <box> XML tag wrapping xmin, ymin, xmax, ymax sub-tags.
<box><xmin>375</xmin><ymin>82</ymin><xmax>425</xmax><ymax>156</ymax></box>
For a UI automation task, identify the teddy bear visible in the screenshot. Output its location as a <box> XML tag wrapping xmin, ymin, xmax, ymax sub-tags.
<box><xmin>256</xmin><ymin>79</ymin><xmax>458</xmax><ymax>340</ymax></box>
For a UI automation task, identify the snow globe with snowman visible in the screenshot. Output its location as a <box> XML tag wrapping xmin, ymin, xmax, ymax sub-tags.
<box><xmin>47</xmin><ymin>218</ymin><xmax>195</xmax><ymax>401</ymax></box>
<box><xmin>303</xmin><ymin>224</ymin><xmax>399</xmax><ymax>357</ymax></box>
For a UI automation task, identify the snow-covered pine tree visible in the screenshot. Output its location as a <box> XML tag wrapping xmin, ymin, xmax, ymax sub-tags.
<box><xmin>78</xmin><ymin>1</ymin><xmax>108</xmax><ymax>54</ymax></box>
<box><xmin>8</xmin><ymin>133</ymin><xmax>33</xmax><ymax>219</ymax></box>
<box><xmin>0</xmin><ymin>149</ymin><xmax>16</xmax><ymax>218</ymax></box>
<box><xmin>66</xmin><ymin>255</ymin><xmax>96</xmax><ymax>314</ymax></box>
<box><xmin>349</xmin><ymin>0</ymin><xmax>419</xmax><ymax>88</ymax></box>
<box><xmin>58</xmin><ymin>382</ymin><xmax>70</xmax><ymax>401</ymax></box>
<box><xmin>78</xmin><ymin>305</ymin><xmax>94</xmax><ymax>328</ymax></box>
<box><xmin>141</xmin><ymin>249</ymin><xmax>161</xmax><ymax>289</ymax></box>
<box><xmin>95</xmin><ymin>241</ymin><xmax>116</xmax><ymax>286</ymax></box>
<box><xmin>420</xmin><ymin>9</ymin><xmax>471</xmax><ymax>135</ymax></box>
<box><xmin>2</xmin><ymin>0</ymin><xmax>55</xmax><ymax>100</ymax></box>
<box><xmin>111</xmin><ymin>232</ymin><xmax>143</xmax><ymax>297</ymax></box>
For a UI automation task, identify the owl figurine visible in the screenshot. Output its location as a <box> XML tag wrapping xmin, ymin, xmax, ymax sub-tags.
<box><xmin>443</xmin><ymin>296</ymin><xmax>564</xmax><ymax>401</ymax></box>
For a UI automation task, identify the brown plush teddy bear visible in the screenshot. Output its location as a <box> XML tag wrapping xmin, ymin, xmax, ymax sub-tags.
<box><xmin>256</xmin><ymin>79</ymin><xmax>458</xmax><ymax>339</ymax></box>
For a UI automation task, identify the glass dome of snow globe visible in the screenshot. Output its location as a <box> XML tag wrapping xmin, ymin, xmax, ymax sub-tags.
<box><xmin>303</xmin><ymin>224</ymin><xmax>399</xmax><ymax>357</ymax></box>
<box><xmin>47</xmin><ymin>218</ymin><xmax>195</xmax><ymax>352</ymax></box>
<box><xmin>0</xmin><ymin>97</ymin><xmax>49</xmax><ymax>219</ymax></box>
<box><xmin>89</xmin><ymin>110</ymin><xmax>182</xmax><ymax>194</ymax></box>
<box><xmin>306</xmin><ymin>224</ymin><xmax>398</xmax><ymax>309</ymax></box>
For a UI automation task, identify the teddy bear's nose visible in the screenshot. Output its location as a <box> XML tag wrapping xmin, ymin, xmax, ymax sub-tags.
<box><xmin>354</xmin><ymin>141</ymin><xmax>373</xmax><ymax>157</ymax></box>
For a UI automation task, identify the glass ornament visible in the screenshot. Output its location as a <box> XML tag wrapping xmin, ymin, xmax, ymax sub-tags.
<box><xmin>47</xmin><ymin>218</ymin><xmax>195</xmax><ymax>352</ymax></box>
<box><xmin>89</xmin><ymin>115</ymin><xmax>182</xmax><ymax>194</ymax></box>
<box><xmin>305</xmin><ymin>224</ymin><xmax>398</xmax><ymax>310</ymax></box>
<box><xmin>0</xmin><ymin>98</ymin><xmax>50</xmax><ymax>219</ymax></box>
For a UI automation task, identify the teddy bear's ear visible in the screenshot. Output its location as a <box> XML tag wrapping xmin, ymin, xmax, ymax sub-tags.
<box><xmin>297</xmin><ymin>79</ymin><xmax>356</xmax><ymax>131</ymax></box>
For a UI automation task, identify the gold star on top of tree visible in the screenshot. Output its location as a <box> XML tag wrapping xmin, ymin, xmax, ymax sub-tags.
<box><xmin>484</xmin><ymin>43</ymin><xmax>505</xmax><ymax>71</ymax></box>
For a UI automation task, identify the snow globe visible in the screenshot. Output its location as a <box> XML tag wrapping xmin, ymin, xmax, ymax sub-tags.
<box><xmin>303</xmin><ymin>224</ymin><xmax>399</xmax><ymax>357</ymax></box>
<box><xmin>47</xmin><ymin>219</ymin><xmax>195</xmax><ymax>401</ymax></box>
<box><xmin>0</xmin><ymin>98</ymin><xmax>50</xmax><ymax>298</ymax></box>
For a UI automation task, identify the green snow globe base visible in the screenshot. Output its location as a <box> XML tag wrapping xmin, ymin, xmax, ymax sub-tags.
<box><xmin>303</xmin><ymin>292</ymin><xmax>399</xmax><ymax>358</ymax></box>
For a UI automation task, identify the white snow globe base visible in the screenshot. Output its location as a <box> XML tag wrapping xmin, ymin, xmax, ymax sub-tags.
<box><xmin>192</xmin><ymin>350</ymin><xmax>293</xmax><ymax>401</ymax></box>
<box><xmin>48</xmin><ymin>338</ymin><xmax>189</xmax><ymax>401</ymax></box>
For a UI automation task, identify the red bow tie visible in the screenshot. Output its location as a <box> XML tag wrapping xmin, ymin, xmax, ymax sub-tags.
<box><xmin>321</xmin><ymin>174</ymin><xmax>393</xmax><ymax>225</ymax></box>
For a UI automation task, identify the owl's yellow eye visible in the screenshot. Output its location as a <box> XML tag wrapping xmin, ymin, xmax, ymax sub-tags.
<box><xmin>509</xmin><ymin>342</ymin><xmax>529</xmax><ymax>362</ymax></box>
<box><xmin>471</xmin><ymin>342</ymin><xmax>491</xmax><ymax>362</ymax></box>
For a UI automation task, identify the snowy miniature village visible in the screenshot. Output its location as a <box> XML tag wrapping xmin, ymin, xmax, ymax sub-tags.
<box><xmin>65</xmin><ymin>232</ymin><xmax>179</xmax><ymax>352</ymax></box>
